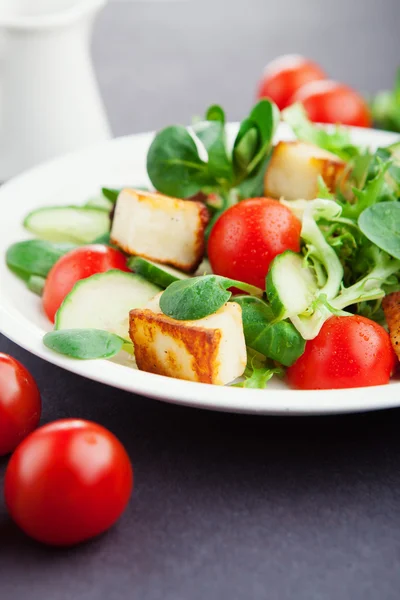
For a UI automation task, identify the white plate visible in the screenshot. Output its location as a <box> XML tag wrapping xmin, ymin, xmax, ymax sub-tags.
<box><xmin>1</xmin><ymin>124</ymin><xmax>399</xmax><ymax>416</ymax></box>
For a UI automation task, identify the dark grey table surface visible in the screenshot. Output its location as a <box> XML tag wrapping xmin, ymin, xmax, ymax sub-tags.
<box><xmin>2</xmin><ymin>1</ymin><xmax>400</xmax><ymax>599</ymax></box>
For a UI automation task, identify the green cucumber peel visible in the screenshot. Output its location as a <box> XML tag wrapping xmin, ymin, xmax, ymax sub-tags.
<box><xmin>54</xmin><ymin>269</ymin><xmax>160</xmax><ymax>340</ymax></box>
<box><xmin>23</xmin><ymin>206</ymin><xmax>110</xmax><ymax>244</ymax></box>
<box><xmin>128</xmin><ymin>256</ymin><xmax>189</xmax><ymax>289</ymax></box>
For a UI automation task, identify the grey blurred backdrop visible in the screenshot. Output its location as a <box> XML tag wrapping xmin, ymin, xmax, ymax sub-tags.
<box><xmin>93</xmin><ymin>0</ymin><xmax>400</xmax><ymax>137</ymax></box>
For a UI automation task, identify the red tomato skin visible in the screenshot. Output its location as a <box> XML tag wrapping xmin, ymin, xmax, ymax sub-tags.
<box><xmin>291</xmin><ymin>80</ymin><xmax>372</xmax><ymax>127</ymax></box>
<box><xmin>4</xmin><ymin>419</ymin><xmax>133</xmax><ymax>546</ymax></box>
<box><xmin>0</xmin><ymin>354</ymin><xmax>41</xmax><ymax>456</ymax></box>
<box><xmin>287</xmin><ymin>316</ymin><xmax>395</xmax><ymax>390</ymax></box>
<box><xmin>208</xmin><ymin>198</ymin><xmax>301</xmax><ymax>289</ymax></box>
<box><xmin>42</xmin><ymin>245</ymin><xmax>129</xmax><ymax>322</ymax></box>
<box><xmin>257</xmin><ymin>54</ymin><xmax>326</xmax><ymax>109</ymax></box>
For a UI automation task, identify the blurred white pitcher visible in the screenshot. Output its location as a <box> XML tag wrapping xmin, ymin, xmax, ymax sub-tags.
<box><xmin>0</xmin><ymin>0</ymin><xmax>111</xmax><ymax>180</ymax></box>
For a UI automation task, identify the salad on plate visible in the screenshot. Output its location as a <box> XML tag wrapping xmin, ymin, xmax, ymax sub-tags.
<box><xmin>5</xmin><ymin>100</ymin><xmax>400</xmax><ymax>391</ymax></box>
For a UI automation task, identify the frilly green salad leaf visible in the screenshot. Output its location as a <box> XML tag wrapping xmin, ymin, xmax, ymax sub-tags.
<box><xmin>237</xmin><ymin>367</ymin><xmax>277</xmax><ymax>389</ymax></box>
<box><xmin>282</xmin><ymin>103</ymin><xmax>360</xmax><ymax>161</ymax></box>
<box><xmin>233</xmin><ymin>349</ymin><xmax>284</xmax><ymax>389</ymax></box>
<box><xmin>300</xmin><ymin>199</ymin><xmax>344</xmax><ymax>301</ymax></box>
<box><xmin>320</xmin><ymin>142</ymin><xmax>400</xmax><ymax>289</ymax></box>
<box><xmin>316</xmin><ymin>175</ymin><xmax>334</xmax><ymax>200</ymax></box>
<box><xmin>342</xmin><ymin>160</ymin><xmax>392</xmax><ymax>219</ymax></box>
<box><xmin>267</xmin><ymin>196</ymin><xmax>400</xmax><ymax>340</ymax></box>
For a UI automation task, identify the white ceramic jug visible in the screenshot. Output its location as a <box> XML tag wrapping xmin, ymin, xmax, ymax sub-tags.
<box><xmin>0</xmin><ymin>0</ymin><xmax>111</xmax><ymax>180</ymax></box>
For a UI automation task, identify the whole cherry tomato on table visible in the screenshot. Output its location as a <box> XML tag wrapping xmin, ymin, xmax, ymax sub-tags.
<box><xmin>207</xmin><ymin>198</ymin><xmax>302</xmax><ymax>289</ymax></box>
<box><xmin>5</xmin><ymin>419</ymin><xmax>133</xmax><ymax>546</ymax></box>
<box><xmin>0</xmin><ymin>354</ymin><xmax>41</xmax><ymax>456</ymax></box>
<box><xmin>287</xmin><ymin>316</ymin><xmax>394</xmax><ymax>390</ymax></box>
<box><xmin>257</xmin><ymin>54</ymin><xmax>326</xmax><ymax>109</ymax></box>
<box><xmin>43</xmin><ymin>244</ymin><xmax>129</xmax><ymax>322</ymax></box>
<box><xmin>291</xmin><ymin>80</ymin><xmax>372</xmax><ymax>128</ymax></box>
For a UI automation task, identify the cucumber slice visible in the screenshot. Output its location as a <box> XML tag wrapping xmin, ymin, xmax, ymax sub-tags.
<box><xmin>128</xmin><ymin>256</ymin><xmax>189</xmax><ymax>288</ymax></box>
<box><xmin>24</xmin><ymin>206</ymin><xmax>110</xmax><ymax>244</ymax></box>
<box><xmin>266</xmin><ymin>251</ymin><xmax>317</xmax><ymax>319</ymax></box>
<box><xmin>85</xmin><ymin>196</ymin><xmax>114</xmax><ymax>211</ymax></box>
<box><xmin>55</xmin><ymin>269</ymin><xmax>161</xmax><ymax>340</ymax></box>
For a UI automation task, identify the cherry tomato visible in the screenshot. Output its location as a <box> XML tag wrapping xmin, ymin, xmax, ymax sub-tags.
<box><xmin>208</xmin><ymin>198</ymin><xmax>301</xmax><ymax>289</ymax></box>
<box><xmin>43</xmin><ymin>245</ymin><xmax>129</xmax><ymax>322</ymax></box>
<box><xmin>5</xmin><ymin>419</ymin><xmax>133</xmax><ymax>546</ymax></box>
<box><xmin>257</xmin><ymin>54</ymin><xmax>326</xmax><ymax>109</ymax></box>
<box><xmin>0</xmin><ymin>354</ymin><xmax>41</xmax><ymax>456</ymax></box>
<box><xmin>287</xmin><ymin>316</ymin><xmax>395</xmax><ymax>390</ymax></box>
<box><xmin>291</xmin><ymin>80</ymin><xmax>371</xmax><ymax>127</ymax></box>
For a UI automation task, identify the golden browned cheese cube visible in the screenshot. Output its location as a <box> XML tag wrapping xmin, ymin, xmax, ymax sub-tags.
<box><xmin>264</xmin><ymin>141</ymin><xmax>346</xmax><ymax>200</ymax></box>
<box><xmin>129</xmin><ymin>295</ymin><xmax>247</xmax><ymax>385</ymax></box>
<box><xmin>111</xmin><ymin>189</ymin><xmax>209</xmax><ymax>273</ymax></box>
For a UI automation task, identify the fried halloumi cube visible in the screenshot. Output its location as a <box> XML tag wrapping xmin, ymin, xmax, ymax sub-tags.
<box><xmin>264</xmin><ymin>141</ymin><xmax>346</xmax><ymax>200</ymax></box>
<box><xmin>110</xmin><ymin>189</ymin><xmax>209</xmax><ymax>273</ymax></box>
<box><xmin>382</xmin><ymin>292</ymin><xmax>400</xmax><ymax>361</ymax></box>
<box><xmin>129</xmin><ymin>294</ymin><xmax>247</xmax><ymax>385</ymax></box>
